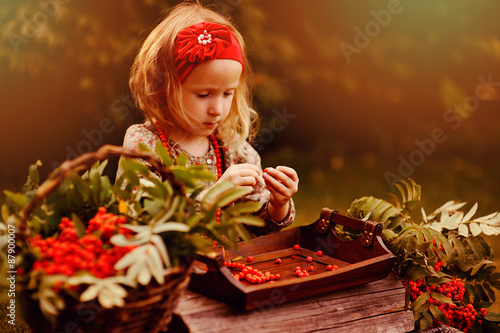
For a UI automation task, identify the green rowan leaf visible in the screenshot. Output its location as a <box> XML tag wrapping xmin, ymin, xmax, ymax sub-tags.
<box><xmin>472</xmin><ymin>301</ymin><xmax>493</xmax><ymax>308</ymax></box>
<box><xmin>483</xmin><ymin>282</ymin><xmax>496</xmax><ymax>302</ymax></box>
<box><xmin>394</xmin><ymin>183</ymin><xmax>406</xmax><ymax>205</ymax></box>
<box><xmin>458</xmin><ymin>223</ymin><xmax>469</xmax><ymax>237</ymax></box>
<box><xmin>153</xmin><ymin>222</ymin><xmax>190</xmax><ymax>234</ymax></box>
<box><xmin>451</xmin><ymin>237</ymin><xmax>466</xmax><ymax>264</ymax></box>
<box><xmin>417</xmin><ymin>241</ymin><xmax>432</xmax><ymax>253</ymax></box>
<box><xmin>23</xmin><ymin>160</ymin><xmax>42</xmax><ymax>192</ymax></box>
<box><xmin>122</xmin><ymin>158</ymin><xmax>150</xmax><ymax>177</ymax></box>
<box><xmin>381</xmin><ymin>228</ymin><xmax>398</xmax><ymax>242</ymax></box>
<box><xmin>476</xmin><ymin>236</ymin><xmax>494</xmax><ymax>258</ymax></box>
<box><xmin>224</xmin><ymin>201</ymin><xmax>262</xmax><ymax>216</ymax></box>
<box><xmin>216</xmin><ymin>187</ymin><xmax>252</xmax><ymax>208</ymax></box>
<box><xmin>407</xmin><ymin>265</ymin><xmax>430</xmax><ymax>282</ymax></box>
<box><xmin>201</xmin><ymin>180</ymin><xmax>233</xmax><ymax>204</ymax></box>
<box><xmin>176</xmin><ymin>153</ymin><xmax>188</xmax><ymax>166</ymax></box>
<box><xmin>480</xmin><ymin>224</ymin><xmax>499</xmax><ymax>236</ymax></box>
<box><xmin>429</xmin><ymin>304</ymin><xmax>449</xmax><ymax>325</ymax></box>
<box><xmin>476</xmin><ymin>265</ymin><xmax>496</xmax><ymax>282</ymax></box>
<box><xmin>430</xmin><ymin>292</ymin><xmax>454</xmax><ymax>305</ymax></box>
<box><xmin>3</xmin><ymin>191</ymin><xmax>28</xmax><ymax>211</ymax></box>
<box><xmin>71</xmin><ymin>214</ymin><xmax>86</xmax><ymax>238</ymax></box>
<box><xmin>465</xmin><ymin>283</ymin><xmax>477</xmax><ymax>300</ymax></box>
<box><xmin>487</xmin><ymin>273</ymin><xmax>500</xmax><ymax>282</ymax></box>
<box><xmin>142</xmin><ymin>182</ymin><xmax>164</xmax><ymax>199</ymax></box>
<box><xmin>156</xmin><ymin>142</ymin><xmax>172</xmax><ymax>167</ymax></box>
<box><xmin>462</xmin><ymin>202</ymin><xmax>478</xmax><ymax>222</ymax></box>
<box><xmin>475</xmin><ymin>284</ymin><xmax>489</xmax><ymax>301</ymax></box>
<box><xmin>229</xmin><ymin>215</ymin><xmax>264</xmax><ymax>227</ymax></box>
<box><xmin>484</xmin><ymin>311</ymin><xmax>500</xmax><ymax>322</ymax></box>
<box><xmin>420</xmin><ymin>311</ymin><xmax>433</xmax><ymax>330</ymax></box>
<box><xmin>415</xmin><ymin>229</ymin><xmax>424</xmax><ymax>244</ymax></box>
<box><xmin>347</xmin><ymin>196</ymin><xmax>399</xmax><ymax>224</ymax></box>
<box><xmin>187</xmin><ymin>165</ymin><xmax>216</xmax><ymax>182</ymax></box>
<box><xmin>1</xmin><ymin>205</ymin><xmax>10</xmax><ymax>223</ymax></box>
<box><xmin>465</xmin><ymin>237</ymin><xmax>483</xmax><ymax>262</ymax></box>
<box><xmin>171</xmin><ymin>169</ymin><xmax>198</xmax><ymax>188</ymax></box>
<box><xmin>99</xmin><ymin>176</ymin><xmax>111</xmax><ymax>203</ymax></box>
<box><xmin>469</xmin><ymin>222</ymin><xmax>481</xmax><ymax>236</ymax></box>
<box><xmin>235</xmin><ymin>224</ymin><xmax>252</xmax><ymax>242</ymax></box>
<box><xmin>411</xmin><ymin>292</ymin><xmax>429</xmax><ymax>311</ymax></box>
<box><xmin>144</xmin><ymin>198</ymin><xmax>164</xmax><ymax>217</ymax></box>
<box><xmin>386</xmin><ymin>215</ymin><xmax>405</xmax><ymax>230</ymax></box>
<box><xmin>420</xmin><ymin>227</ymin><xmax>433</xmax><ymax>243</ymax></box>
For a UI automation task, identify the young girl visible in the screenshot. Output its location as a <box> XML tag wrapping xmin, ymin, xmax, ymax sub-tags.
<box><xmin>117</xmin><ymin>1</ymin><xmax>299</xmax><ymax>235</ymax></box>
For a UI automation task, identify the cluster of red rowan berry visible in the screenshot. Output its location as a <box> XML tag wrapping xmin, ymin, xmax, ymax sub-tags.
<box><xmin>30</xmin><ymin>207</ymin><xmax>134</xmax><ymax>279</ymax></box>
<box><xmin>407</xmin><ymin>277</ymin><xmax>487</xmax><ymax>332</ymax></box>
<box><xmin>225</xmin><ymin>261</ymin><xmax>281</xmax><ymax>284</ymax></box>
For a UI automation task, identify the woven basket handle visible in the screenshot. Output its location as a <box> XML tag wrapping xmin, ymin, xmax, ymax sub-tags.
<box><xmin>17</xmin><ymin>144</ymin><xmax>180</xmax><ymax>244</ymax></box>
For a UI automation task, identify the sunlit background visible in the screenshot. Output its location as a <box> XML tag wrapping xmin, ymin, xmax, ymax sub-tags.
<box><xmin>1</xmin><ymin>0</ymin><xmax>500</xmax><ymax>310</ymax></box>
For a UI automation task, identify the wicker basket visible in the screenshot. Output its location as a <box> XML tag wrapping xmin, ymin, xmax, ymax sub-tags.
<box><xmin>16</xmin><ymin>145</ymin><xmax>193</xmax><ymax>333</ymax></box>
<box><xmin>22</xmin><ymin>264</ymin><xmax>192</xmax><ymax>333</ymax></box>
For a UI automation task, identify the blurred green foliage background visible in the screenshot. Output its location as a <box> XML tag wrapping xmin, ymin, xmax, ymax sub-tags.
<box><xmin>1</xmin><ymin>0</ymin><xmax>500</xmax><ymax>314</ymax></box>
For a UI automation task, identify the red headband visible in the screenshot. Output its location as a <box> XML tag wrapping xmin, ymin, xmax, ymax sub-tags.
<box><xmin>174</xmin><ymin>22</ymin><xmax>244</xmax><ymax>83</ymax></box>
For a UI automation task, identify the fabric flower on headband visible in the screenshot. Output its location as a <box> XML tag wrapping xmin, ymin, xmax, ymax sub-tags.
<box><xmin>174</xmin><ymin>21</ymin><xmax>244</xmax><ymax>82</ymax></box>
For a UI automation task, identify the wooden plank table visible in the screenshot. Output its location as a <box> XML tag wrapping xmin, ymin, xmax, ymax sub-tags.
<box><xmin>172</xmin><ymin>272</ymin><xmax>415</xmax><ymax>333</ymax></box>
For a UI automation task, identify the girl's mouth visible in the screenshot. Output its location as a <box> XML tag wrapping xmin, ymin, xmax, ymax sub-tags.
<box><xmin>203</xmin><ymin>122</ymin><xmax>218</xmax><ymax>129</ymax></box>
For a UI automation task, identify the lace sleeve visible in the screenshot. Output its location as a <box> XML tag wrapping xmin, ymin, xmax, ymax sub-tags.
<box><xmin>115</xmin><ymin>123</ymin><xmax>161</xmax><ymax>181</ymax></box>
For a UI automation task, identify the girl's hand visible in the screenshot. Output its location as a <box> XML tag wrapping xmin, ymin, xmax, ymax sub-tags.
<box><xmin>198</xmin><ymin>164</ymin><xmax>260</xmax><ymax>203</ymax></box>
<box><xmin>262</xmin><ymin>166</ymin><xmax>299</xmax><ymax>221</ymax></box>
<box><xmin>218</xmin><ymin>163</ymin><xmax>261</xmax><ymax>187</ymax></box>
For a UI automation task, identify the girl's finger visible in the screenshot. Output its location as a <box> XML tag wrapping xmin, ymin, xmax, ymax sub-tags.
<box><xmin>263</xmin><ymin>178</ymin><xmax>289</xmax><ymax>206</ymax></box>
<box><xmin>275</xmin><ymin>166</ymin><xmax>298</xmax><ymax>182</ymax></box>
<box><xmin>230</xmin><ymin>163</ymin><xmax>262</xmax><ymax>174</ymax></box>
<box><xmin>263</xmin><ymin>168</ymin><xmax>294</xmax><ymax>188</ymax></box>
<box><xmin>234</xmin><ymin>176</ymin><xmax>258</xmax><ymax>187</ymax></box>
<box><xmin>263</xmin><ymin>173</ymin><xmax>288</xmax><ymax>196</ymax></box>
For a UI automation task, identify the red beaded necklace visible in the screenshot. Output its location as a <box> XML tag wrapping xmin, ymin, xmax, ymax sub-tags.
<box><xmin>155</xmin><ymin>122</ymin><xmax>224</xmax><ymax>222</ymax></box>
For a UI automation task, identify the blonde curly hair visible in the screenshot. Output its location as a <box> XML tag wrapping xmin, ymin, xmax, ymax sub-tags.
<box><xmin>129</xmin><ymin>1</ymin><xmax>258</xmax><ymax>150</ymax></box>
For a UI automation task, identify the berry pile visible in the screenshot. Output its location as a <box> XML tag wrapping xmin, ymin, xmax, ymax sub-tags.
<box><xmin>406</xmin><ymin>277</ymin><xmax>487</xmax><ymax>332</ymax></box>
<box><xmin>294</xmin><ymin>266</ymin><xmax>310</xmax><ymax>277</ymax></box>
<box><xmin>225</xmin><ymin>261</ymin><xmax>280</xmax><ymax>284</ymax></box>
<box><xmin>30</xmin><ymin>207</ymin><xmax>135</xmax><ymax>279</ymax></box>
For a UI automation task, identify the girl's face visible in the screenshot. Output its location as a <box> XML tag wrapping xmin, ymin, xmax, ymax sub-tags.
<box><xmin>180</xmin><ymin>59</ymin><xmax>242</xmax><ymax>139</ymax></box>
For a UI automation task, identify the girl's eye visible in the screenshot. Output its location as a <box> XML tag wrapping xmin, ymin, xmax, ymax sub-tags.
<box><xmin>197</xmin><ymin>93</ymin><xmax>209</xmax><ymax>98</ymax></box>
<box><xmin>224</xmin><ymin>91</ymin><xmax>235</xmax><ymax>97</ymax></box>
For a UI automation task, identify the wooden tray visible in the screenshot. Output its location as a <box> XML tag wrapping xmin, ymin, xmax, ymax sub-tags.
<box><xmin>188</xmin><ymin>208</ymin><xmax>397</xmax><ymax>311</ymax></box>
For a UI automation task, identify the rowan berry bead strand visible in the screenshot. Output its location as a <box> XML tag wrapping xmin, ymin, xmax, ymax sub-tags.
<box><xmin>156</xmin><ymin>123</ymin><xmax>224</xmax><ymax>223</ymax></box>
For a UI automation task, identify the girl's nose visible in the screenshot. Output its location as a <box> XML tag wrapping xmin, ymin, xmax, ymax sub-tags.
<box><xmin>208</xmin><ymin>97</ymin><xmax>224</xmax><ymax>116</ymax></box>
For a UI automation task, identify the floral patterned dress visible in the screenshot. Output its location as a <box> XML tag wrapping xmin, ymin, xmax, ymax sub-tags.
<box><xmin>116</xmin><ymin>121</ymin><xmax>295</xmax><ymax>236</ymax></box>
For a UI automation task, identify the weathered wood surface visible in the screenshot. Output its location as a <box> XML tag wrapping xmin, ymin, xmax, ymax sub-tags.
<box><xmin>174</xmin><ymin>273</ymin><xmax>415</xmax><ymax>333</ymax></box>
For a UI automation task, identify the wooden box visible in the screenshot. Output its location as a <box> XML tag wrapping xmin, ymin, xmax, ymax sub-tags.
<box><xmin>189</xmin><ymin>208</ymin><xmax>397</xmax><ymax>311</ymax></box>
